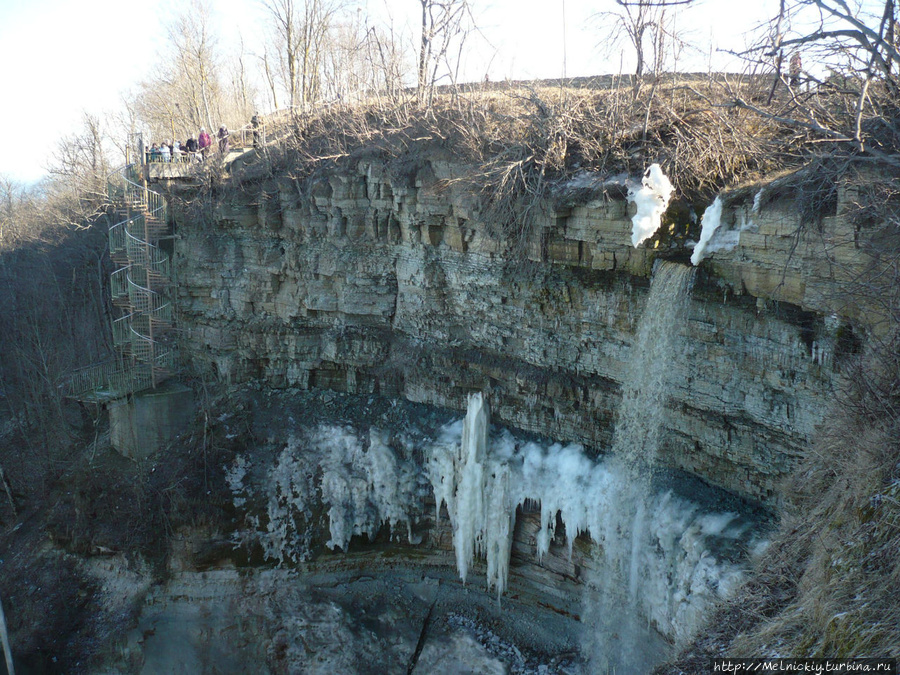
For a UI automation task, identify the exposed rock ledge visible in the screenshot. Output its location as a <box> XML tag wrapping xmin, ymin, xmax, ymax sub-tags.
<box><xmin>172</xmin><ymin>158</ymin><xmax>872</xmax><ymax>504</ymax></box>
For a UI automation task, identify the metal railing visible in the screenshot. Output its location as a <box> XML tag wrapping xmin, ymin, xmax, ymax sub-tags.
<box><xmin>62</xmin><ymin>159</ymin><xmax>182</xmax><ymax>401</ymax></box>
<box><xmin>62</xmin><ymin>350</ymin><xmax>177</xmax><ymax>401</ymax></box>
<box><xmin>66</xmin><ymin>103</ymin><xmax>312</xmax><ymax>402</ymax></box>
<box><xmin>142</xmin><ymin>106</ymin><xmax>301</xmax><ymax>172</ymax></box>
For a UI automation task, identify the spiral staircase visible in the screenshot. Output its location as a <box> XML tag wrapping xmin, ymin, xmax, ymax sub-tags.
<box><xmin>64</xmin><ymin>108</ymin><xmax>296</xmax><ymax>401</ymax></box>
<box><xmin>65</xmin><ymin>165</ymin><xmax>177</xmax><ymax>401</ymax></box>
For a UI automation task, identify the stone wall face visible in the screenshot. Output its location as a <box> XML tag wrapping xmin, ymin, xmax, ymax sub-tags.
<box><xmin>173</xmin><ymin>159</ymin><xmax>862</xmax><ymax>504</ymax></box>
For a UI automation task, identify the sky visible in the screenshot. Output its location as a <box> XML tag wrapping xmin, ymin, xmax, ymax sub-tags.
<box><xmin>0</xmin><ymin>0</ymin><xmax>780</xmax><ymax>185</ymax></box>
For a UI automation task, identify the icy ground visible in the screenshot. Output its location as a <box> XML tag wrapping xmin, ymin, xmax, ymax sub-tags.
<box><xmin>98</xmin><ymin>566</ymin><xmax>590</xmax><ymax>674</ymax></box>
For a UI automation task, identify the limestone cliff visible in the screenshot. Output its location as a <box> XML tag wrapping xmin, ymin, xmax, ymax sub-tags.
<box><xmin>173</xmin><ymin>157</ymin><xmax>870</xmax><ymax>504</ymax></box>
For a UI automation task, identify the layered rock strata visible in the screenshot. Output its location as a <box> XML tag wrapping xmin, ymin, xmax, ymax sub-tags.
<box><xmin>173</xmin><ymin>158</ymin><xmax>867</xmax><ymax>503</ymax></box>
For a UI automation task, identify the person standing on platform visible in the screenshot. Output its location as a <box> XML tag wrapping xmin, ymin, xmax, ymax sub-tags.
<box><xmin>217</xmin><ymin>125</ymin><xmax>230</xmax><ymax>154</ymax></box>
<box><xmin>251</xmin><ymin>113</ymin><xmax>261</xmax><ymax>148</ymax></box>
<box><xmin>198</xmin><ymin>127</ymin><xmax>212</xmax><ymax>159</ymax></box>
<box><xmin>789</xmin><ymin>53</ymin><xmax>802</xmax><ymax>87</ymax></box>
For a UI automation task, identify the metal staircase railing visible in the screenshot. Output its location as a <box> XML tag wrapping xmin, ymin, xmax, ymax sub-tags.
<box><xmin>64</xmin><ymin>108</ymin><xmax>300</xmax><ymax>401</ymax></box>
<box><xmin>62</xmin><ymin>163</ymin><xmax>178</xmax><ymax>401</ymax></box>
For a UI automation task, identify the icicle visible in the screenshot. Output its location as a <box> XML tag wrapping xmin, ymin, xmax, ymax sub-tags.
<box><xmin>453</xmin><ymin>393</ymin><xmax>489</xmax><ymax>585</ymax></box>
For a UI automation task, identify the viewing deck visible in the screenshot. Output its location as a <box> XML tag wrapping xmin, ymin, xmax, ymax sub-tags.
<box><xmin>145</xmin><ymin>150</ymin><xmax>248</xmax><ymax>180</ymax></box>
<box><xmin>142</xmin><ymin>108</ymin><xmax>296</xmax><ymax>180</ymax></box>
<box><xmin>63</xmin><ymin>107</ymin><xmax>295</xmax><ymax>400</ymax></box>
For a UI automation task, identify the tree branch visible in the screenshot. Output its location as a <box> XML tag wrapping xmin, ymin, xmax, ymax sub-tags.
<box><xmin>724</xmin><ymin>97</ymin><xmax>900</xmax><ymax>168</ymax></box>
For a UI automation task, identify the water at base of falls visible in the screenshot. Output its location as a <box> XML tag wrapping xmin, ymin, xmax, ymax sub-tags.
<box><xmin>584</xmin><ymin>261</ymin><xmax>698</xmax><ymax>672</ymax></box>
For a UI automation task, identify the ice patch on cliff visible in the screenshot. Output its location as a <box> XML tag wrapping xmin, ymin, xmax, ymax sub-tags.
<box><xmin>691</xmin><ymin>197</ymin><xmax>740</xmax><ymax>265</ymax></box>
<box><xmin>260</xmin><ymin>426</ymin><xmax>424</xmax><ymax>563</ymax></box>
<box><xmin>232</xmin><ymin>395</ymin><xmax>758</xmax><ymax>642</ymax></box>
<box><xmin>691</xmin><ymin>197</ymin><xmax>723</xmax><ymax>265</ymax></box>
<box><xmin>629</xmin><ymin>164</ymin><xmax>674</xmax><ymax>247</ymax></box>
<box><xmin>752</xmin><ymin>189</ymin><xmax>763</xmax><ymax>214</ymax></box>
<box><xmin>425</xmin><ymin>393</ymin><xmax>754</xmax><ymax>640</ymax></box>
<box><xmin>225</xmin><ymin>455</ymin><xmax>251</xmax><ymax>508</ymax></box>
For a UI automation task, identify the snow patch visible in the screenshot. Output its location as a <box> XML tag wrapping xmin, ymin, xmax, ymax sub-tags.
<box><xmin>691</xmin><ymin>197</ymin><xmax>740</xmax><ymax>265</ymax></box>
<box><xmin>629</xmin><ymin>164</ymin><xmax>674</xmax><ymax>247</ymax></box>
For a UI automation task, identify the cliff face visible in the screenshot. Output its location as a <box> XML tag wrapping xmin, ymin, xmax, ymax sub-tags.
<box><xmin>173</xmin><ymin>157</ymin><xmax>869</xmax><ymax>504</ymax></box>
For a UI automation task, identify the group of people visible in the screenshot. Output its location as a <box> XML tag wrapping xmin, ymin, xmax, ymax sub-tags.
<box><xmin>147</xmin><ymin>126</ymin><xmax>231</xmax><ymax>163</ymax></box>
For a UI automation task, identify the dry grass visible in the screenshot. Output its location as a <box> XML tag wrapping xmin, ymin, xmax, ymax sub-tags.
<box><xmin>656</xmin><ymin>336</ymin><xmax>900</xmax><ymax>671</ymax></box>
<box><xmin>225</xmin><ymin>76</ymin><xmax>845</xmax><ymax>246</ymax></box>
<box><xmin>728</xmin><ymin>338</ymin><xmax>900</xmax><ymax>658</ymax></box>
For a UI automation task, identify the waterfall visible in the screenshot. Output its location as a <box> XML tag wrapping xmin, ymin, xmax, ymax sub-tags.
<box><xmin>611</xmin><ymin>261</ymin><xmax>696</xmax><ymax>602</ymax></box>
<box><xmin>612</xmin><ymin>261</ymin><xmax>695</xmax><ymax>470</ymax></box>
<box><xmin>587</xmin><ymin>260</ymin><xmax>696</xmax><ymax>673</ymax></box>
<box><xmin>244</xmin><ymin>260</ymin><xmax>756</xmax><ymax>671</ymax></box>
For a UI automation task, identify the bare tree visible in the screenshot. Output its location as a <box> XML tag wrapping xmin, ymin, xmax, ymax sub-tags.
<box><xmin>416</xmin><ymin>0</ymin><xmax>475</xmax><ymax>107</ymax></box>
<box><xmin>260</xmin><ymin>47</ymin><xmax>282</xmax><ymax>109</ymax></box>
<box><xmin>595</xmin><ymin>0</ymin><xmax>696</xmax><ymax>97</ymax></box>
<box><xmin>370</xmin><ymin>21</ymin><xmax>407</xmax><ymax>102</ymax></box>
<box><xmin>262</xmin><ymin>0</ymin><xmax>346</xmax><ymax>109</ymax></box>
<box><xmin>313</xmin><ymin>7</ymin><xmax>410</xmax><ymax>105</ymax></box>
<box><xmin>735</xmin><ymin>0</ymin><xmax>900</xmax><ymax>166</ymax></box>
<box><xmin>168</xmin><ymin>0</ymin><xmax>221</xmax><ymax>131</ymax></box>
<box><xmin>0</xmin><ymin>174</ymin><xmax>25</xmax><ymax>246</ymax></box>
<box><xmin>45</xmin><ymin>112</ymin><xmax>112</xmax><ymax>223</ymax></box>
<box><xmin>227</xmin><ymin>36</ymin><xmax>259</xmax><ymax>124</ymax></box>
<box><xmin>131</xmin><ymin>0</ymin><xmax>232</xmax><ymax>141</ymax></box>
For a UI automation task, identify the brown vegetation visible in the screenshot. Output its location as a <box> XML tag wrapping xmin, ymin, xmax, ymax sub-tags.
<box><xmin>0</xmin><ymin>204</ymin><xmax>112</xmax><ymax>509</ymax></box>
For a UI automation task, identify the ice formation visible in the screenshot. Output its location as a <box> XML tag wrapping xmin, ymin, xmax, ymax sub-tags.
<box><xmin>691</xmin><ymin>197</ymin><xmax>723</xmax><ymax>265</ymax></box>
<box><xmin>425</xmin><ymin>393</ymin><xmax>515</xmax><ymax>594</ymax></box>
<box><xmin>752</xmin><ymin>189</ymin><xmax>763</xmax><ymax>215</ymax></box>
<box><xmin>421</xmin><ymin>262</ymin><xmax>743</xmax><ymax>640</ymax></box>
<box><xmin>231</xmin><ymin>408</ymin><xmax>757</xmax><ymax>641</ymax></box>
<box><xmin>629</xmin><ymin>164</ymin><xmax>674</xmax><ymax>247</ymax></box>
<box><xmin>691</xmin><ymin>197</ymin><xmax>741</xmax><ymax>265</ymax></box>
<box><xmin>260</xmin><ymin>426</ymin><xmax>423</xmax><ymax>562</ymax></box>
<box><xmin>425</xmin><ymin>410</ymin><xmax>753</xmax><ymax>640</ymax></box>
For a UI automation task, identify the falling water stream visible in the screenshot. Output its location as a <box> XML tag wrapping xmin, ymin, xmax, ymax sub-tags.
<box><xmin>586</xmin><ymin>261</ymin><xmax>698</xmax><ymax>673</ymax></box>
<box><xmin>611</xmin><ymin>261</ymin><xmax>696</xmax><ymax>470</ymax></box>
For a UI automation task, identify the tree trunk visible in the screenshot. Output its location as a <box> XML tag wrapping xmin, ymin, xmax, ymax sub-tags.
<box><xmin>0</xmin><ymin>463</ymin><xmax>15</xmax><ymax>517</ymax></box>
<box><xmin>418</xmin><ymin>0</ymin><xmax>430</xmax><ymax>101</ymax></box>
<box><xmin>0</xmin><ymin>595</ymin><xmax>14</xmax><ymax>675</ymax></box>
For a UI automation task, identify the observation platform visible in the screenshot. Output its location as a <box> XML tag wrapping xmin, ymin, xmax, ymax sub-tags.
<box><xmin>144</xmin><ymin>148</ymin><xmax>252</xmax><ymax>180</ymax></box>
